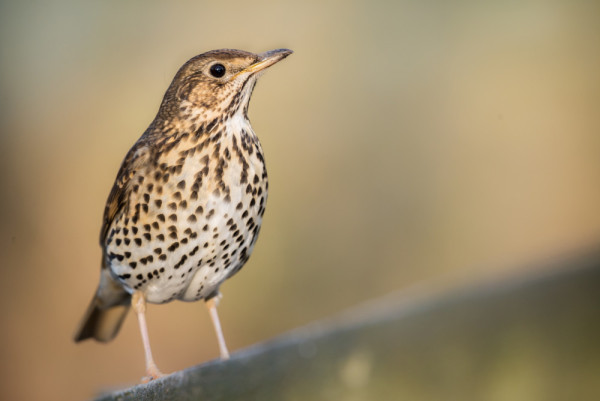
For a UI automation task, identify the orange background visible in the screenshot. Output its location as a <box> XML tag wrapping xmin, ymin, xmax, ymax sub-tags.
<box><xmin>1</xmin><ymin>1</ymin><xmax>599</xmax><ymax>400</ymax></box>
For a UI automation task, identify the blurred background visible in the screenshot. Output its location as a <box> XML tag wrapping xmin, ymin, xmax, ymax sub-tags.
<box><xmin>1</xmin><ymin>1</ymin><xmax>599</xmax><ymax>400</ymax></box>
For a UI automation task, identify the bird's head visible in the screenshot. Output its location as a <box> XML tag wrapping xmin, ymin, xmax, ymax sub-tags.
<box><xmin>157</xmin><ymin>48</ymin><xmax>292</xmax><ymax>123</ymax></box>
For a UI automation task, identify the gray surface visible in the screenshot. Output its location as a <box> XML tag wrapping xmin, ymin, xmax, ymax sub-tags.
<box><xmin>97</xmin><ymin>249</ymin><xmax>600</xmax><ymax>401</ymax></box>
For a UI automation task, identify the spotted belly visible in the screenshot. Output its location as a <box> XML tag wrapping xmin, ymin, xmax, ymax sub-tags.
<box><xmin>104</xmin><ymin>142</ymin><xmax>267</xmax><ymax>303</ymax></box>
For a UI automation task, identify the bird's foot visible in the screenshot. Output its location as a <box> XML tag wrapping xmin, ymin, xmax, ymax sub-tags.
<box><xmin>141</xmin><ymin>365</ymin><xmax>165</xmax><ymax>383</ymax></box>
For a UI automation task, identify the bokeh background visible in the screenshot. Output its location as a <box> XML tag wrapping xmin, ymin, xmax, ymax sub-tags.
<box><xmin>1</xmin><ymin>1</ymin><xmax>599</xmax><ymax>400</ymax></box>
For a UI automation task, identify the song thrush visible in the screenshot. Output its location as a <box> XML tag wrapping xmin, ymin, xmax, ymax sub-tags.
<box><xmin>74</xmin><ymin>48</ymin><xmax>292</xmax><ymax>381</ymax></box>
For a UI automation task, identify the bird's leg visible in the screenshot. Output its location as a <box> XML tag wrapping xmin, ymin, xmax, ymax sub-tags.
<box><xmin>206</xmin><ymin>293</ymin><xmax>230</xmax><ymax>360</ymax></box>
<box><xmin>132</xmin><ymin>291</ymin><xmax>164</xmax><ymax>382</ymax></box>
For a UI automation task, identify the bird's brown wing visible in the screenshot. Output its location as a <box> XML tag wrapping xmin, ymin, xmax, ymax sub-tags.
<box><xmin>99</xmin><ymin>140</ymin><xmax>151</xmax><ymax>245</ymax></box>
<box><xmin>75</xmin><ymin>141</ymin><xmax>153</xmax><ymax>343</ymax></box>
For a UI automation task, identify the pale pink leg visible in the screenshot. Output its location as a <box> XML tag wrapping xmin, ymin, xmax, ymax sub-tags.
<box><xmin>132</xmin><ymin>291</ymin><xmax>164</xmax><ymax>382</ymax></box>
<box><xmin>206</xmin><ymin>294</ymin><xmax>230</xmax><ymax>360</ymax></box>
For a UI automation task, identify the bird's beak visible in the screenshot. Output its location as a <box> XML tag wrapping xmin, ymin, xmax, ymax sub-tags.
<box><xmin>244</xmin><ymin>49</ymin><xmax>293</xmax><ymax>74</ymax></box>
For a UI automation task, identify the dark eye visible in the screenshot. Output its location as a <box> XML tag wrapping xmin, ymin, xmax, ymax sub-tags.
<box><xmin>209</xmin><ymin>63</ymin><xmax>226</xmax><ymax>78</ymax></box>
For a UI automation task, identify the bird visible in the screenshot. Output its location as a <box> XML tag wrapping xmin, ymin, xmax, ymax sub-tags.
<box><xmin>74</xmin><ymin>48</ymin><xmax>292</xmax><ymax>381</ymax></box>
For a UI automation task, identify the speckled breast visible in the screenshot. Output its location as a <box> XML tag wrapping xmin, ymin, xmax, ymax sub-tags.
<box><xmin>104</xmin><ymin>118</ymin><xmax>267</xmax><ymax>303</ymax></box>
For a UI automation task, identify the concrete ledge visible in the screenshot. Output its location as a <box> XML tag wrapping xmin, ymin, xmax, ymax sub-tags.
<box><xmin>96</xmin><ymin>248</ymin><xmax>600</xmax><ymax>401</ymax></box>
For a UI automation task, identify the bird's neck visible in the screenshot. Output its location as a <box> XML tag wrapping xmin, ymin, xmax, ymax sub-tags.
<box><xmin>146</xmin><ymin>106</ymin><xmax>258</xmax><ymax>158</ymax></box>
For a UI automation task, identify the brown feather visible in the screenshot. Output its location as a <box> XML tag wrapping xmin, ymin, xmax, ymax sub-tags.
<box><xmin>100</xmin><ymin>142</ymin><xmax>151</xmax><ymax>244</ymax></box>
<box><xmin>74</xmin><ymin>266</ymin><xmax>131</xmax><ymax>342</ymax></box>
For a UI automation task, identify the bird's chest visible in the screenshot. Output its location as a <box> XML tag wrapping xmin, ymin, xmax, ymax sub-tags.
<box><xmin>105</xmin><ymin>121</ymin><xmax>268</xmax><ymax>303</ymax></box>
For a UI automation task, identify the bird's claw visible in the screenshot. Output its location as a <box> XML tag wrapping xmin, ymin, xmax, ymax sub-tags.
<box><xmin>141</xmin><ymin>366</ymin><xmax>165</xmax><ymax>383</ymax></box>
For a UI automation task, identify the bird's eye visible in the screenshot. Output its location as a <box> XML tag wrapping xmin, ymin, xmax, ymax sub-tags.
<box><xmin>209</xmin><ymin>63</ymin><xmax>226</xmax><ymax>78</ymax></box>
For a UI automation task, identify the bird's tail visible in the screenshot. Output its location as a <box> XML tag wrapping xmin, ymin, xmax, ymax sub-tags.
<box><xmin>74</xmin><ymin>268</ymin><xmax>131</xmax><ymax>343</ymax></box>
